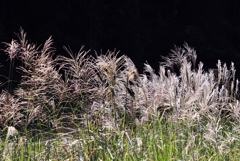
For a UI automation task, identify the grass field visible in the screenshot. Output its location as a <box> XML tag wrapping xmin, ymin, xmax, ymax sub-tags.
<box><xmin>1</xmin><ymin>29</ymin><xmax>240</xmax><ymax>160</ymax></box>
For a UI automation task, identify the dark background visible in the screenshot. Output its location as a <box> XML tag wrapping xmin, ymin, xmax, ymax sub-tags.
<box><xmin>1</xmin><ymin>0</ymin><xmax>240</xmax><ymax>89</ymax></box>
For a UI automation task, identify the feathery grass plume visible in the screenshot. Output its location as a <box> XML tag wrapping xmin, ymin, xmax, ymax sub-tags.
<box><xmin>94</xmin><ymin>50</ymin><xmax>126</xmax><ymax>102</ymax></box>
<box><xmin>56</xmin><ymin>46</ymin><xmax>110</xmax><ymax>131</ymax></box>
<box><xmin>113</xmin><ymin>55</ymin><xmax>140</xmax><ymax>126</ymax></box>
<box><xmin>3</xmin><ymin>39</ymin><xmax>19</xmax><ymax>60</ymax></box>
<box><xmin>2</xmin><ymin>29</ymin><xmax>64</xmax><ymax>132</ymax></box>
<box><xmin>161</xmin><ymin>43</ymin><xmax>197</xmax><ymax>73</ymax></box>
<box><xmin>3</xmin><ymin>39</ymin><xmax>20</xmax><ymax>93</ymax></box>
<box><xmin>138</xmin><ymin>43</ymin><xmax>197</xmax><ymax>122</ymax></box>
<box><xmin>57</xmin><ymin>46</ymin><xmax>94</xmax><ymax>107</ymax></box>
<box><xmin>137</xmin><ymin>43</ymin><xmax>240</xmax><ymax>126</ymax></box>
<box><xmin>0</xmin><ymin>91</ymin><xmax>23</xmax><ymax>130</ymax></box>
<box><xmin>92</xmin><ymin>50</ymin><xmax>139</xmax><ymax>129</ymax></box>
<box><xmin>136</xmin><ymin>63</ymin><xmax>167</xmax><ymax>121</ymax></box>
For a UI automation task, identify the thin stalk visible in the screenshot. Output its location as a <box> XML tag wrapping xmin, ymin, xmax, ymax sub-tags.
<box><xmin>8</xmin><ymin>58</ymin><xmax>15</xmax><ymax>94</ymax></box>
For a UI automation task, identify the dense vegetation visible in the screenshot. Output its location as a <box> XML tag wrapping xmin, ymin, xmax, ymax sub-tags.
<box><xmin>1</xmin><ymin>29</ymin><xmax>240</xmax><ymax>160</ymax></box>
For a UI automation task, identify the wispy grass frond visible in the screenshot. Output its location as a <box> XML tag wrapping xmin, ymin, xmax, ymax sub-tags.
<box><xmin>0</xmin><ymin>91</ymin><xmax>23</xmax><ymax>129</ymax></box>
<box><xmin>161</xmin><ymin>42</ymin><xmax>197</xmax><ymax>71</ymax></box>
<box><xmin>56</xmin><ymin>46</ymin><xmax>96</xmax><ymax>107</ymax></box>
<box><xmin>2</xmin><ymin>29</ymin><xmax>63</xmax><ymax>131</ymax></box>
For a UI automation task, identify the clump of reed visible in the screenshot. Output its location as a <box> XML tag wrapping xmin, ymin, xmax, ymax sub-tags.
<box><xmin>1</xmin><ymin>29</ymin><xmax>240</xmax><ymax>159</ymax></box>
<box><xmin>1</xmin><ymin>29</ymin><xmax>240</xmax><ymax>131</ymax></box>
